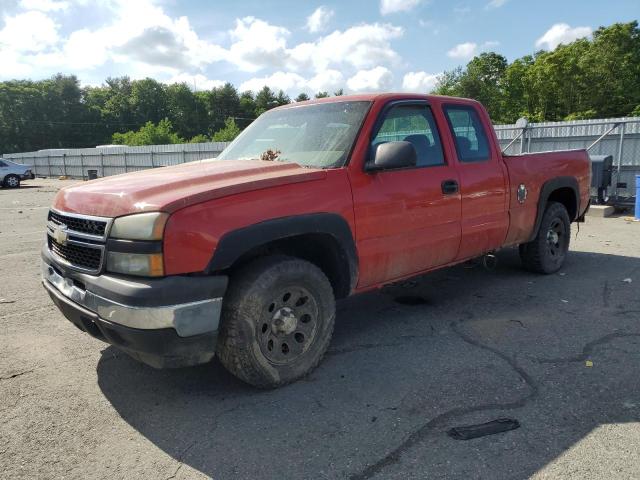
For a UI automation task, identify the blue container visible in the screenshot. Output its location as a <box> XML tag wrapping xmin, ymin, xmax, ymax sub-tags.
<box><xmin>636</xmin><ymin>175</ymin><xmax>640</xmax><ymax>220</ymax></box>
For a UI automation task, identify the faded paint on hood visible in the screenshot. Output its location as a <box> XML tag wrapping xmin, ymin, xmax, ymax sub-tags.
<box><xmin>53</xmin><ymin>159</ymin><xmax>327</xmax><ymax>217</ymax></box>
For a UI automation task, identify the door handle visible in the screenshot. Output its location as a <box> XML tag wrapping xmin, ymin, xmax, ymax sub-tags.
<box><xmin>441</xmin><ymin>179</ymin><xmax>459</xmax><ymax>195</ymax></box>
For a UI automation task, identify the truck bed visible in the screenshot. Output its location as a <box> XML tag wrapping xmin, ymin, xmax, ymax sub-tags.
<box><xmin>502</xmin><ymin>149</ymin><xmax>591</xmax><ymax>246</ymax></box>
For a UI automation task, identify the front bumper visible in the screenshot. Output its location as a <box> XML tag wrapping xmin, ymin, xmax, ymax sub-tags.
<box><xmin>20</xmin><ymin>172</ymin><xmax>34</xmax><ymax>180</ymax></box>
<box><xmin>42</xmin><ymin>248</ymin><xmax>228</xmax><ymax>368</ymax></box>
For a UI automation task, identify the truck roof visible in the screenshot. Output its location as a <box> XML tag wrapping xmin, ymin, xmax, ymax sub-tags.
<box><xmin>275</xmin><ymin>93</ymin><xmax>478</xmax><ymax>109</ymax></box>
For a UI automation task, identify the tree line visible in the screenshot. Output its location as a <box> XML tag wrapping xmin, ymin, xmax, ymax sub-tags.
<box><xmin>0</xmin><ymin>21</ymin><xmax>637</xmax><ymax>153</ymax></box>
<box><xmin>0</xmin><ymin>76</ymin><xmax>340</xmax><ymax>153</ymax></box>
<box><xmin>434</xmin><ymin>21</ymin><xmax>640</xmax><ymax>123</ymax></box>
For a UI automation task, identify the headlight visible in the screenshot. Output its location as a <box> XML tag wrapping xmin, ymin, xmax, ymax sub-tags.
<box><xmin>107</xmin><ymin>252</ymin><xmax>164</xmax><ymax>277</ymax></box>
<box><xmin>110</xmin><ymin>212</ymin><xmax>168</xmax><ymax>240</ymax></box>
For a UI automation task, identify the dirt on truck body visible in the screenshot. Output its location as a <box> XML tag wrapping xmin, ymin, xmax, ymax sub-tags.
<box><xmin>42</xmin><ymin>93</ymin><xmax>591</xmax><ymax>387</ymax></box>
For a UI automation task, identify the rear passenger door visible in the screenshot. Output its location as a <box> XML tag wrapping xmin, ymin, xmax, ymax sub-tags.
<box><xmin>352</xmin><ymin>101</ymin><xmax>462</xmax><ymax>287</ymax></box>
<box><xmin>443</xmin><ymin>104</ymin><xmax>508</xmax><ymax>260</ymax></box>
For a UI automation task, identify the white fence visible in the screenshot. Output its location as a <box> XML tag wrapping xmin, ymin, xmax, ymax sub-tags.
<box><xmin>2</xmin><ymin>142</ymin><xmax>230</xmax><ymax>179</ymax></box>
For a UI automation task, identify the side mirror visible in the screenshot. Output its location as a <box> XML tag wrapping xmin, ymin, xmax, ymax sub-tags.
<box><xmin>367</xmin><ymin>141</ymin><xmax>417</xmax><ymax>171</ymax></box>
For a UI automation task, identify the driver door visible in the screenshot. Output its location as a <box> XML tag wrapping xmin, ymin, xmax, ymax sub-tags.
<box><xmin>351</xmin><ymin>101</ymin><xmax>462</xmax><ymax>287</ymax></box>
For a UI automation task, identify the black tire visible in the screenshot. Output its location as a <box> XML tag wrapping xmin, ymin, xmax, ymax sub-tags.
<box><xmin>3</xmin><ymin>175</ymin><xmax>20</xmax><ymax>188</ymax></box>
<box><xmin>217</xmin><ymin>255</ymin><xmax>336</xmax><ymax>388</ymax></box>
<box><xmin>519</xmin><ymin>201</ymin><xmax>571</xmax><ymax>274</ymax></box>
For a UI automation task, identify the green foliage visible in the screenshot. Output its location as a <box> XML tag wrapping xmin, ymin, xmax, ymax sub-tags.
<box><xmin>254</xmin><ymin>86</ymin><xmax>278</xmax><ymax>116</ymax></box>
<box><xmin>434</xmin><ymin>21</ymin><xmax>640</xmax><ymax>123</ymax></box>
<box><xmin>315</xmin><ymin>91</ymin><xmax>329</xmax><ymax>98</ymax></box>
<box><xmin>212</xmin><ymin>117</ymin><xmax>241</xmax><ymax>142</ymax></box>
<box><xmin>112</xmin><ymin>118</ymin><xmax>183</xmax><ymax>146</ymax></box>
<box><xmin>189</xmin><ymin>134</ymin><xmax>211</xmax><ymax>143</ymax></box>
<box><xmin>295</xmin><ymin>93</ymin><xmax>310</xmax><ymax>102</ymax></box>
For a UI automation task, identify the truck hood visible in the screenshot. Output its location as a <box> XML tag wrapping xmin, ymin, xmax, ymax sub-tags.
<box><xmin>53</xmin><ymin>159</ymin><xmax>326</xmax><ymax>217</ymax></box>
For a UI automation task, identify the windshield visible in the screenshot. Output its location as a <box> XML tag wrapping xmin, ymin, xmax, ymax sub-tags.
<box><xmin>216</xmin><ymin>101</ymin><xmax>371</xmax><ymax>168</ymax></box>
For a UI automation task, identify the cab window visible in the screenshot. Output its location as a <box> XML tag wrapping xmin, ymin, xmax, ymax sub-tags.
<box><xmin>372</xmin><ymin>104</ymin><xmax>445</xmax><ymax>167</ymax></box>
<box><xmin>444</xmin><ymin>105</ymin><xmax>491</xmax><ymax>162</ymax></box>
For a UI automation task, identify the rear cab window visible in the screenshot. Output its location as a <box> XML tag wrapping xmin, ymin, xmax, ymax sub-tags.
<box><xmin>444</xmin><ymin>105</ymin><xmax>491</xmax><ymax>163</ymax></box>
<box><xmin>371</xmin><ymin>104</ymin><xmax>445</xmax><ymax>167</ymax></box>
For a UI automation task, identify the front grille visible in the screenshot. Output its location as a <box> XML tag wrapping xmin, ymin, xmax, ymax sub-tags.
<box><xmin>48</xmin><ymin>210</ymin><xmax>107</xmax><ymax>237</ymax></box>
<box><xmin>48</xmin><ymin>236</ymin><xmax>102</xmax><ymax>272</ymax></box>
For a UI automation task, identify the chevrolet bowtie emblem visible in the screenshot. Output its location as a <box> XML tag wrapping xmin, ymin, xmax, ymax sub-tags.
<box><xmin>53</xmin><ymin>224</ymin><xmax>69</xmax><ymax>245</ymax></box>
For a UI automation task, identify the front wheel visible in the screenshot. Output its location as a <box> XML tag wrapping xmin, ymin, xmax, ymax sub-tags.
<box><xmin>217</xmin><ymin>255</ymin><xmax>336</xmax><ymax>388</ymax></box>
<box><xmin>3</xmin><ymin>175</ymin><xmax>20</xmax><ymax>188</ymax></box>
<box><xmin>519</xmin><ymin>201</ymin><xmax>571</xmax><ymax>274</ymax></box>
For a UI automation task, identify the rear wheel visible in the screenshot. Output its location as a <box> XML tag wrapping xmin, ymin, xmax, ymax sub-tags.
<box><xmin>519</xmin><ymin>201</ymin><xmax>570</xmax><ymax>274</ymax></box>
<box><xmin>3</xmin><ymin>175</ymin><xmax>20</xmax><ymax>188</ymax></box>
<box><xmin>217</xmin><ymin>255</ymin><xmax>335</xmax><ymax>388</ymax></box>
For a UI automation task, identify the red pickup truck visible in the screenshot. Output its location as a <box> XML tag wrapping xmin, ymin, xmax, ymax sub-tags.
<box><xmin>42</xmin><ymin>94</ymin><xmax>590</xmax><ymax>387</ymax></box>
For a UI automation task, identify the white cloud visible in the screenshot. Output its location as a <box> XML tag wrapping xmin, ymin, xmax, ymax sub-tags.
<box><xmin>0</xmin><ymin>11</ymin><xmax>59</xmax><ymax>53</ymax></box>
<box><xmin>0</xmin><ymin>0</ymin><xmax>229</xmax><ymax>82</ymax></box>
<box><xmin>289</xmin><ymin>23</ymin><xmax>403</xmax><ymax>73</ymax></box>
<box><xmin>306</xmin><ymin>6</ymin><xmax>334</xmax><ymax>33</ymax></box>
<box><xmin>227</xmin><ymin>16</ymin><xmax>290</xmax><ymax>72</ymax></box>
<box><xmin>0</xmin><ymin>1</ymin><xmax>405</xmax><ymax>91</ymax></box>
<box><xmin>19</xmin><ymin>0</ymin><xmax>69</xmax><ymax>11</ymax></box>
<box><xmin>535</xmin><ymin>23</ymin><xmax>592</xmax><ymax>50</ymax></box>
<box><xmin>239</xmin><ymin>69</ymin><xmax>344</xmax><ymax>95</ymax></box>
<box><xmin>380</xmin><ymin>0</ymin><xmax>422</xmax><ymax>15</ymax></box>
<box><xmin>308</xmin><ymin>69</ymin><xmax>344</xmax><ymax>92</ymax></box>
<box><xmin>167</xmin><ymin>73</ymin><xmax>225</xmax><ymax>90</ymax></box>
<box><xmin>239</xmin><ymin>71</ymin><xmax>308</xmax><ymax>94</ymax></box>
<box><xmin>485</xmin><ymin>0</ymin><xmax>508</xmax><ymax>8</ymax></box>
<box><xmin>347</xmin><ymin>66</ymin><xmax>393</xmax><ymax>92</ymax></box>
<box><xmin>402</xmin><ymin>71</ymin><xmax>439</xmax><ymax>92</ymax></box>
<box><xmin>447</xmin><ymin>42</ymin><xmax>477</xmax><ymax>59</ymax></box>
<box><xmin>447</xmin><ymin>40</ymin><xmax>499</xmax><ymax>59</ymax></box>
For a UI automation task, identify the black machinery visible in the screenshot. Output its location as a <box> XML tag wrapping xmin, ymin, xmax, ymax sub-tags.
<box><xmin>589</xmin><ymin>154</ymin><xmax>614</xmax><ymax>205</ymax></box>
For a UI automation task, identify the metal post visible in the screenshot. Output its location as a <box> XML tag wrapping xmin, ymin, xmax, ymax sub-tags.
<box><xmin>48</xmin><ymin>155</ymin><xmax>52</xmax><ymax>178</ymax></box>
<box><xmin>79</xmin><ymin>153</ymin><xmax>85</xmax><ymax>180</ymax></box>
<box><xmin>181</xmin><ymin>148</ymin><xmax>186</xmax><ymax>163</ymax></box>
<box><xmin>100</xmin><ymin>152</ymin><xmax>104</xmax><ymax>177</ymax></box>
<box><xmin>62</xmin><ymin>154</ymin><xmax>67</xmax><ymax>177</ymax></box>
<box><xmin>527</xmin><ymin>130</ymin><xmax>532</xmax><ymax>153</ymax></box>
<box><xmin>32</xmin><ymin>156</ymin><xmax>37</xmax><ymax>177</ymax></box>
<box><xmin>150</xmin><ymin>150</ymin><xmax>155</xmax><ymax>168</ymax></box>
<box><xmin>124</xmin><ymin>150</ymin><xmax>128</xmax><ymax>173</ymax></box>
<box><xmin>615</xmin><ymin>123</ymin><xmax>625</xmax><ymax>199</ymax></box>
<box><xmin>520</xmin><ymin>126</ymin><xmax>526</xmax><ymax>154</ymax></box>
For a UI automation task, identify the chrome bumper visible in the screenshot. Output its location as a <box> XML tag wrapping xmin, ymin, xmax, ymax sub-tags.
<box><xmin>42</xmin><ymin>262</ymin><xmax>223</xmax><ymax>337</ymax></box>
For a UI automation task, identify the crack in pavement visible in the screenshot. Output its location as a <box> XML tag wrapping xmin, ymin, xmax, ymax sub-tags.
<box><xmin>0</xmin><ymin>369</ymin><xmax>34</xmax><ymax>381</ymax></box>
<box><xmin>529</xmin><ymin>331</ymin><xmax>640</xmax><ymax>364</ymax></box>
<box><xmin>349</xmin><ymin>320</ymin><xmax>538</xmax><ymax>480</ymax></box>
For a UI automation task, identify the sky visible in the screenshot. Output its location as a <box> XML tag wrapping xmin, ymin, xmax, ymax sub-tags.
<box><xmin>0</xmin><ymin>0</ymin><xmax>638</xmax><ymax>95</ymax></box>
